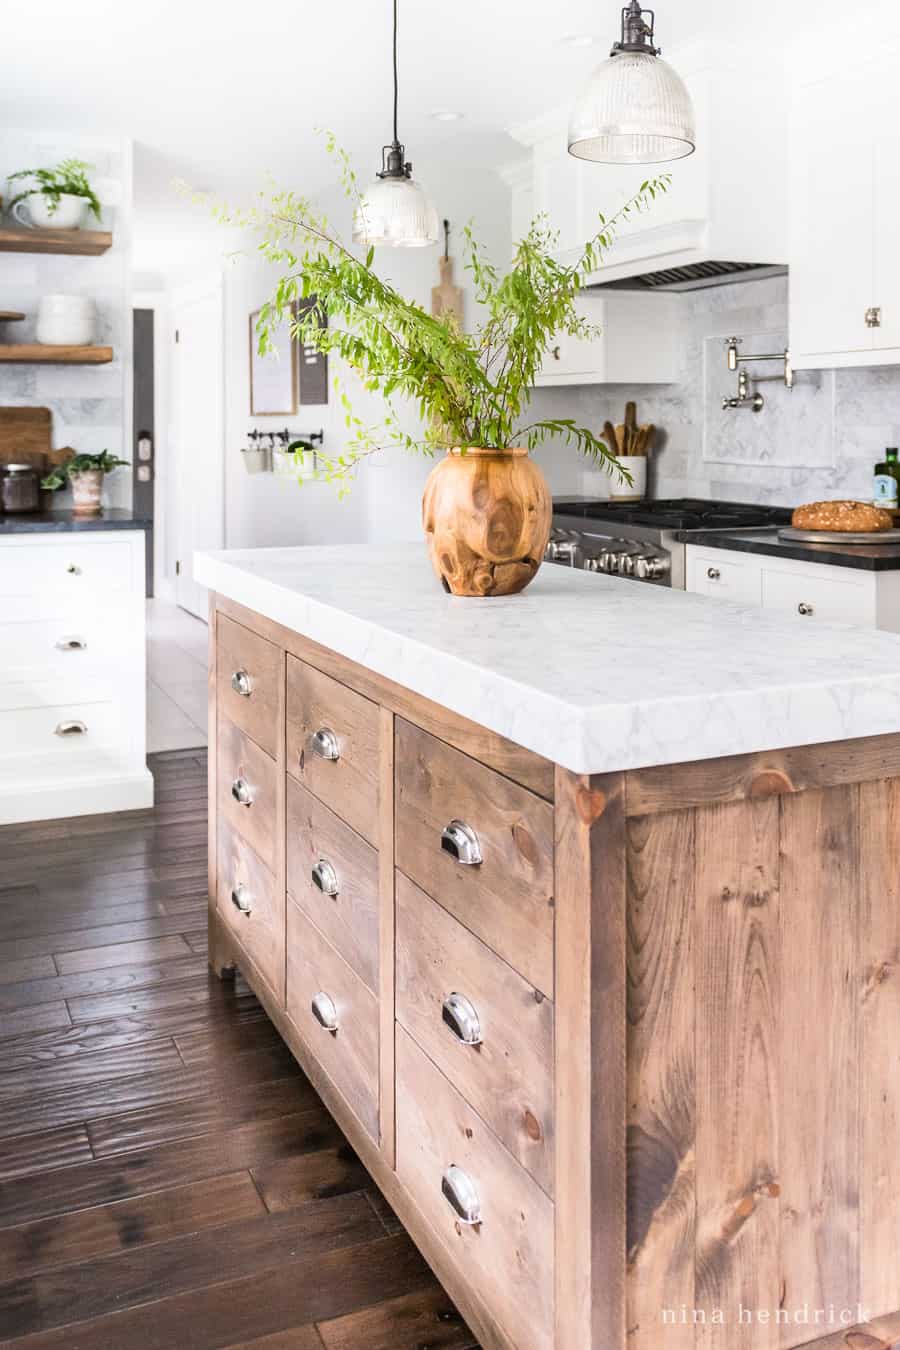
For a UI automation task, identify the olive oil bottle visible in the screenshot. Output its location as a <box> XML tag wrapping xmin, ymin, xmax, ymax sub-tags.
<box><xmin>873</xmin><ymin>447</ymin><xmax>900</xmax><ymax>509</ymax></box>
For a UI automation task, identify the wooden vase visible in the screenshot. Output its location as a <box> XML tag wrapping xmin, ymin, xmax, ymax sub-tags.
<box><xmin>422</xmin><ymin>447</ymin><xmax>552</xmax><ymax>597</ymax></box>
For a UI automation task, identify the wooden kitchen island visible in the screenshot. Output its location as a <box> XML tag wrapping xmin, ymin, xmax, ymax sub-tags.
<box><xmin>197</xmin><ymin>543</ymin><xmax>900</xmax><ymax>1350</ymax></box>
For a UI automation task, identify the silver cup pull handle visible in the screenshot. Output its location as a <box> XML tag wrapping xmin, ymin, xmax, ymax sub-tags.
<box><xmin>441</xmin><ymin>1165</ymin><xmax>481</xmax><ymax>1226</ymax></box>
<box><xmin>231</xmin><ymin>883</ymin><xmax>252</xmax><ymax>915</ymax></box>
<box><xmin>309</xmin><ymin>727</ymin><xmax>341</xmax><ymax>761</ymax></box>
<box><xmin>231</xmin><ymin>777</ymin><xmax>254</xmax><ymax>807</ymax></box>
<box><xmin>231</xmin><ymin>669</ymin><xmax>252</xmax><ymax>698</ymax></box>
<box><xmin>66</xmin><ymin>563</ymin><xmax>82</xmax><ymax>575</ymax></box>
<box><xmin>55</xmin><ymin>636</ymin><xmax>87</xmax><ymax>652</ymax></box>
<box><xmin>311</xmin><ymin>858</ymin><xmax>340</xmax><ymax>897</ymax></box>
<box><xmin>55</xmin><ymin>720</ymin><xmax>87</xmax><ymax>737</ymax></box>
<box><xmin>442</xmin><ymin>992</ymin><xmax>483</xmax><ymax>1046</ymax></box>
<box><xmin>311</xmin><ymin>991</ymin><xmax>339</xmax><ymax>1033</ymax></box>
<box><xmin>441</xmin><ymin>820</ymin><xmax>483</xmax><ymax>866</ymax></box>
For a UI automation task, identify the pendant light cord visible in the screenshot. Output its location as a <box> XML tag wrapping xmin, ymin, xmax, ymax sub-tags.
<box><xmin>392</xmin><ymin>0</ymin><xmax>399</xmax><ymax>147</ymax></box>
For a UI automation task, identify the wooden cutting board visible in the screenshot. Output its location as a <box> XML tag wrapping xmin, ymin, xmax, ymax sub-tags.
<box><xmin>0</xmin><ymin>406</ymin><xmax>52</xmax><ymax>467</ymax></box>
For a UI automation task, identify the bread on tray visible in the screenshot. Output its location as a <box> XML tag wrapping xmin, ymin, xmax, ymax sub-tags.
<box><xmin>791</xmin><ymin>500</ymin><xmax>894</xmax><ymax>533</ymax></box>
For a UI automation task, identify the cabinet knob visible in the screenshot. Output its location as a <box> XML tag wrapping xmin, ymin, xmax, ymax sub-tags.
<box><xmin>55</xmin><ymin>636</ymin><xmax>87</xmax><ymax>652</ymax></box>
<box><xmin>551</xmin><ymin>345</ymin><xmax>561</xmax><ymax>361</ymax></box>
<box><xmin>231</xmin><ymin>883</ymin><xmax>253</xmax><ymax>915</ymax></box>
<box><xmin>55</xmin><ymin>719</ymin><xmax>87</xmax><ymax>737</ymax></box>
<box><xmin>442</xmin><ymin>992</ymin><xmax>483</xmax><ymax>1046</ymax></box>
<box><xmin>311</xmin><ymin>991</ymin><xmax>339</xmax><ymax>1033</ymax></box>
<box><xmin>231</xmin><ymin>669</ymin><xmax>252</xmax><ymax>698</ymax></box>
<box><xmin>231</xmin><ymin>777</ymin><xmax>254</xmax><ymax>807</ymax></box>
<box><xmin>798</xmin><ymin>602</ymin><xmax>814</xmax><ymax>616</ymax></box>
<box><xmin>309</xmin><ymin>727</ymin><xmax>341</xmax><ymax>761</ymax></box>
<box><xmin>311</xmin><ymin>858</ymin><xmax>340</xmax><ymax>897</ymax></box>
<box><xmin>66</xmin><ymin>564</ymin><xmax>81</xmax><ymax>575</ymax></box>
<box><xmin>440</xmin><ymin>820</ymin><xmax>483</xmax><ymax>866</ymax></box>
<box><xmin>706</xmin><ymin>567</ymin><xmax>721</xmax><ymax>581</ymax></box>
<box><xmin>441</xmin><ymin>1165</ymin><xmax>481</xmax><ymax>1226</ymax></box>
<box><xmin>866</xmin><ymin>306</ymin><xmax>882</xmax><ymax>329</ymax></box>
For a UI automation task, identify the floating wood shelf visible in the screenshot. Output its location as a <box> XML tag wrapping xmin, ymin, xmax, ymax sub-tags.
<box><xmin>0</xmin><ymin>226</ymin><xmax>112</xmax><ymax>257</ymax></box>
<box><xmin>0</xmin><ymin>311</ymin><xmax>24</xmax><ymax>322</ymax></box>
<box><xmin>0</xmin><ymin>344</ymin><xmax>113</xmax><ymax>365</ymax></box>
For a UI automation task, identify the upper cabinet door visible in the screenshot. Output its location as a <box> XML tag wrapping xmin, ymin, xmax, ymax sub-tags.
<box><xmin>873</xmin><ymin>114</ymin><xmax>900</xmax><ymax>350</ymax></box>
<box><xmin>533</xmin><ymin>134</ymin><xmax>582</xmax><ymax>259</ymax></box>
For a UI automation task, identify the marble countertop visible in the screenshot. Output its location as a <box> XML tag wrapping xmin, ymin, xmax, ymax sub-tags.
<box><xmin>0</xmin><ymin>509</ymin><xmax>150</xmax><ymax>534</ymax></box>
<box><xmin>678</xmin><ymin>526</ymin><xmax>900</xmax><ymax>570</ymax></box>
<box><xmin>195</xmin><ymin>543</ymin><xmax>900</xmax><ymax>775</ymax></box>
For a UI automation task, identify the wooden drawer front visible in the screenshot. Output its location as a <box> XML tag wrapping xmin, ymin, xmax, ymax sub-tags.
<box><xmin>286</xmin><ymin>657</ymin><xmax>379</xmax><ymax>845</ymax></box>
<box><xmin>286</xmin><ymin>899</ymin><xmax>379</xmax><ymax>1140</ymax></box>
<box><xmin>396</xmin><ymin>873</ymin><xmax>554</xmax><ymax>1194</ymax></box>
<box><xmin>217</xmin><ymin>823</ymin><xmax>284</xmax><ymax>1001</ymax></box>
<box><xmin>217</xmin><ymin>717</ymin><xmax>278</xmax><ymax>871</ymax></box>
<box><xmin>396</xmin><ymin>1028</ymin><xmax>553</xmax><ymax>1350</ymax></box>
<box><xmin>286</xmin><ymin>777</ymin><xmax>379</xmax><ymax>995</ymax></box>
<box><xmin>395</xmin><ymin>719</ymin><xmax>554</xmax><ymax>996</ymax></box>
<box><xmin>216</xmin><ymin>613</ymin><xmax>281</xmax><ymax>758</ymax></box>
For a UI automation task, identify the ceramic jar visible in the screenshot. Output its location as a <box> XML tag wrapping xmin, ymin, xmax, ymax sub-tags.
<box><xmin>36</xmin><ymin>294</ymin><xmax>95</xmax><ymax>346</ymax></box>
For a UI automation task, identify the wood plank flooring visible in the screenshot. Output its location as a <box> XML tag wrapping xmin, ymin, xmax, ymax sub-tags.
<box><xmin>0</xmin><ymin>749</ymin><xmax>478</xmax><ymax>1350</ymax></box>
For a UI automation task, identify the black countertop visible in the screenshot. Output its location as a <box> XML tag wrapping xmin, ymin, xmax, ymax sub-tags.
<box><xmin>0</xmin><ymin>509</ymin><xmax>151</xmax><ymax>535</ymax></box>
<box><xmin>678</xmin><ymin>526</ymin><xmax>900</xmax><ymax>571</ymax></box>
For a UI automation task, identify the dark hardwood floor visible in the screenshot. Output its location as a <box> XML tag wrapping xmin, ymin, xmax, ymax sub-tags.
<box><xmin>0</xmin><ymin>749</ymin><xmax>477</xmax><ymax>1349</ymax></box>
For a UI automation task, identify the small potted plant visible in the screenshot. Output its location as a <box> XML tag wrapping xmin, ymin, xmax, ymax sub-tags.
<box><xmin>42</xmin><ymin>451</ymin><xmax>128</xmax><ymax>514</ymax></box>
<box><xmin>7</xmin><ymin>159</ymin><xmax>102</xmax><ymax>231</ymax></box>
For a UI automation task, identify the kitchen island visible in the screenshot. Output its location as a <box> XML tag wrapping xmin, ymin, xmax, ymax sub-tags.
<box><xmin>196</xmin><ymin>543</ymin><xmax>900</xmax><ymax>1350</ymax></box>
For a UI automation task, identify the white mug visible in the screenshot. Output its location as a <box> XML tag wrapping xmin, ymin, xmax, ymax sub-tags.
<box><xmin>12</xmin><ymin>194</ymin><xmax>87</xmax><ymax>230</ymax></box>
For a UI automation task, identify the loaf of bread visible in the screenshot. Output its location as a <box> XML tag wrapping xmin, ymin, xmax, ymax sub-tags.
<box><xmin>791</xmin><ymin>500</ymin><xmax>894</xmax><ymax>532</ymax></box>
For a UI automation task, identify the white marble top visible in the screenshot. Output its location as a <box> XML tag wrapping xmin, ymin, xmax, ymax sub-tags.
<box><xmin>195</xmin><ymin>543</ymin><xmax>900</xmax><ymax>775</ymax></box>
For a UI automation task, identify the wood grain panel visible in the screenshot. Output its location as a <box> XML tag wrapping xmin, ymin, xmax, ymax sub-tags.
<box><xmin>251</xmin><ymin>1144</ymin><xmax>370</xmax><ymax>1211</ymax></box>
<box><xmin>780</xmin><ymin>787</ymin><xmax>860</xmax><ymax>1343</ymax></box>
<box><xmin>317</xmin><ymin>1286</ymin><xmax>478</xmax><ymax>1350</ymax></box>
<box><xmin>377</xmin><ymin>703</ymin><xmax>396</xmax><ymax>1168</ymax></box>
<box><xmin>286</xmin><ymin>776</ymin><xmax>379</xmax><ymax>993</ymax></box>
<box><xmin>395</xmin><ymin>871</ymin><xmax>554</xmax><ymax>1194</ymax></box>
<box><xmin>216</xmin><ymin>612</ymin><xmax>281</xmax><ymax>758</ymax></box>
<box><xmin>53</xmin><ymin>935</ymin><xmax>191</xmax><ymax>975</ymax></box>
<box><xmin>396</xmin><ymin>718</ymin><xmax>554</xmax><ymax>995</ymax></box>
<box><xmin>217</xmin><ymin>823</ymin><xmax>284</xmax><ymax>1003</ymax></box>
<box><xmin>217</xmin><ymin>715</ymin><xmax>278</xmax><ymax>869</ymax></box>
<box><xmin>0</xmin><ymin>1124</ymin><xmax>93</xmax><ymax>1182</ymax></box>
<box><xmin>694</xmin><ymin>797</ymin><xmax>780</xmax><ymax>1348</ymax></box>
<box><xmin>287</xmin><ymin>656</ymin><xmax>381</xmax><ymax>845</ymax></box>
<box><xmin>626</xmin><ymin>809</ymin><xmax>696</xmax><ymax>1350</ymax></box>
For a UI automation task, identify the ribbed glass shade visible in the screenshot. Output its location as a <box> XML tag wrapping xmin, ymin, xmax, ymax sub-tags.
<box><xmin>568</xmin><ymin>51</ymin><xmax>695</xmax><ymax>164</ymax></box>
<box><xmin>352</xmin><ymin>175</ymin><xmax>439</xmax><ymax>248</ymax></box>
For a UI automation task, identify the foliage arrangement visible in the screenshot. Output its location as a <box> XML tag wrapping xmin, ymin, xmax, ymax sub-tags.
<box><xmin>42</xmin><ymin>451</ymin><xmax>128</xmax><ymax>491</ymax></box>
<box><xmin>220</xmin><ymin>140</ymin><xmax>668</xmax><ymax>488</ymax></box>
<box><xmin>8</xmin><ymin>159</ymin><xmax>102</xmax><ymax>222</ymax></box>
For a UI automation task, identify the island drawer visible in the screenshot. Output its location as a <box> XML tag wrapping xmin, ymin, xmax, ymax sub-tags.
<box><xmin>286</xmin><ymin>898</ymin><xmax>379</xmax><ymax>1141</ymax></box>
<box><xmin>396</xmin><ymin>872</ymin><xmax>554</xmax><ymax>1194</ymax></box>
<box><xmin>286</xmin><ymin>657</ymin><xmax>380</xmax><ymax>845</ymax></box>
<box><xmin>217</xmin><ymin>821</ymin><xmax>284</xmax><ymax>1002</ymax></box>
<box><xmin>396</xmin><ymin>1026</ymin><xmax>554</xmax><ymax>1350</ymax></box>
<box><xmin>394</xmin><ymin>719</ymin><xmax>554</xmax><ymax>995</ymax></box>
<box><xmin>216</xmin><ymin>614</ymin><xmax>281</xmax><ymax>759</ymax></box>
<box><xmin>217</xmin><ymin>716</ymin><xmax>278</xmax><ymax>870</ymax></box>
<box><xmin>286</xmin><ymin>777</ymin><xmax>379</xmax><ymax>995</ymax></box>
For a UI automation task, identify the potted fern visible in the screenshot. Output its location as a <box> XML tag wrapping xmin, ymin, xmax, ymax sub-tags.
<box><xmin>42</xmin><ymin>451</ymin><xmax>128</xmax><ymax>514</ymax></box>
<box><xmin>236</xmin><ymin>149</ymin><xmax>667</xmax><ymax>596</ymax></box>
<box><xmin>8</xmin><ymin>159</ymin><xmax>102</xmax><ymax>231</ymax></box>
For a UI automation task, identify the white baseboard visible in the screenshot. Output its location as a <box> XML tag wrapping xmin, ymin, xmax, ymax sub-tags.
<box><xmin>0</xmin><ymin>769</ymin><xmax>155</xmax><ymax>825</ymax></box>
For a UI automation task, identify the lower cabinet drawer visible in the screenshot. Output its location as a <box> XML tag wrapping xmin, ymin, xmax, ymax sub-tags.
<box><xmin>396</xmin><ymin>1027</ymin><xmax>554</xmax><ymax>1350</ymax></box>
<box><xmin>217</xmin><ymin>716</ymin><xmax>278</xmax><ymax>871</ymax></box>
<box><xmin>216</xmin><ymin>613</ymin><xmax>281</xmax><ymax>758</ymax></box>
<box><xmin>395</xmin><ymin>872</ymin><xmax>554</xmax><ymax>1194</ymax></box>
<box><xmin>286</xmin><ymin>899</ymin><xmax>379</xmax><ymax>1140</ymax></box>
<box><xmin>0</xmin><ymin>700</ymin><xmax>136</xmax><ymax>777</ymax></box>
<box><xmin>688</xmin><ymin>551</ymin><xmax>762</xmax><ymax>604</ymax></box>
<box><xmin>761</xmin><ymin>566</ymin><xmax>873</xmax><ymax>625</ymax></box>
<box><xmin>217</xmin><ymin>823</ymin><xmax>284</xmax><ymax>1002</ymax></box>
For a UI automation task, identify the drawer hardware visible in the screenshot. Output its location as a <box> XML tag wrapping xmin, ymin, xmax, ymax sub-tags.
<box><xmin>231</xmin><ymin>669</ymin><xmax>253</xmax><ymax>698</ymax></box>
<box><xmin>55</xmin><ymin>636</ymin><xmax>87</xmax><ymax>652</ymax></box>
<box><xmin>441</xmin><ymin>1165</ymin><xmax>481</xmax><ymax>1226</ymax></box>
<box><xmin>55</xmin><ymin>719</ymin><xmax>87</xmax><ymax>737</ymax></box>
<box><xmin>309</xmin><ymin>726</ymin><xmax>341</xmax><ymax>761</ymax></box>
<box><xmin>311</xmin><ymin>991</ymin><xmax>339</xmax><ymax>1033</ymax></box>
<box><xmin>866</xmin><ymin>306</ymin><xmax>882</xmax><ymax>329</ymax></box>
<box><xmin>442</xmin><ymin>992</ymin><xmax>483</xmax><ymax>1046</ymax></box>
<box><xmin>66</xmin><ymin>564</ymin><xmax>82</xmax><ymax>575</ymax></box>
<box><xmin>551</xmin><ymin>345</ymin><xmax>561</xmax><ymax>361</ymax></box>
<box><xmin>706</xmin><ymin>567</ymin><xmax>721</xmax><ymax>581</ymax></box>
<box><xmin>311</xmin><ymin>858</ymin><xmax>340</xmax><ymax>897</ymax></box>
<box><xmin>231</xmin><ymin>777</ymin><xmax>254</xmax><ymax>806</ymax></box>
<box><xmin>441</xmin><ymin>820</ymin><xmax>483</xmax><ymax>866</ymax></box>
<box><xmin>231</xmin><ymin>884</ymin><xmax>253</xmax><ymax>915</ymax></box>
<box><xmin>798</xmin><ymin>602</ymin><xmax>814</xmax><ymax>616</ymax></box>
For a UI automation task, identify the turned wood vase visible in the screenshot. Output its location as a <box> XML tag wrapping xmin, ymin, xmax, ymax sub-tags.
<box><xmin>422</xmin><ymin>447</ymin><xmax>552</xmax><ymax>597</ymax></box>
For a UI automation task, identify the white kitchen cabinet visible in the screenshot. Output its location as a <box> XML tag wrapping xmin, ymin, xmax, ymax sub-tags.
<box><xmin>686</xmin><ymin>545</ymin><xmax>900</xmax><ymax>632</ymax></box>
<box><xmin>535</xmin><ymin>292</ymin><xmax>681</xmax><ymax>386</ymax></box>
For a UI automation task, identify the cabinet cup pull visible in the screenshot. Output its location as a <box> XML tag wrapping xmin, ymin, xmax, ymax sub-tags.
<box><xmin>55</xmin><ymin>636</ymin><xmax>87</xmax><ymax>652</ymax></box>
<box><xmin>441</xmin><ymin>1165</ymin><xmax>481</xmax><ymax>1226</ymax></box>
<box><xmin>231</xmin><ymin>669</ymin><xmax>252</xmax><ymax>698</ymax></box>
<box><xmin>231</xmin><ymin>884</ymin><xmax>252</xmax><ymax>915</ymax></box>
<box><xmin>798</xmin><ymin>602</ymin><xmax>814</xmax><ymax>616</ymax></box>
<box><xmin>311</xmin><ymin>858</ymin><xmax>340</xmax><ymax>897</ymax></box>
<box><xmin>551</xmin><ymin>345</ymin><xmax>561</xmax><ymax>361</ymax></box>
<box><xmin>311</xmin><ymin>991</ymin><xmax>339</xmax><ymax>1033</ymax></box>
<box><xmin>707</xmin><ymin>567</ymin><xmax>721</xmax><ymax>581</ymax></box>
<box><xmin>441</xmin><ymin>820</ymin><xmax>483</xmax><ymax>866</ymax></box>
<box><xmin>231</xmin><ymin>777</ymin><xmax>254</xmax><ymax>806</ymax></box>
<box><xmin>66</xmin><ymin>564</ymin><xmax>81</xmax><ymax>575</ymax></box>
<box><xmin>442</xmin><ymin>992</ymin><xmax>483</xmax><ymax>1046</ymax></box>
<box><xmin>866</xmin><ymin>306</ymin><xmax>882</xmax><ymax>329</ymax></box>
<box><xmin>309</xmin><ymin>727</ymin><xmax>341</xmax><ymax>761</ymax></box>
<box><xmin>55</xmin><ymin>719</ymin><xmax>87</xmax><ymax>737</ymax></box>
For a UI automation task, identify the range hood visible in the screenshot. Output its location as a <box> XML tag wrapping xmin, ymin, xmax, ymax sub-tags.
<box><xmin>588</xmin><ymin>260</ymin><xmax>788</xmax><ymax>293</ymax></box>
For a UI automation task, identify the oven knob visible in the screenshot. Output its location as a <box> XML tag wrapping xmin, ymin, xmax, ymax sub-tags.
<box><xmin>618</xmin><ymin>553</ymin><xmax>638</xmax><ymax>576</ymax></box>
<box><xmin>595</xmin><ymin>551</ymin><xmax>618</xmax><ymax>573</ymax></box>
<box><xmin>635</xmin><ymin>555</ymin><xmax>671</xmax><ymax>581</ymax></box>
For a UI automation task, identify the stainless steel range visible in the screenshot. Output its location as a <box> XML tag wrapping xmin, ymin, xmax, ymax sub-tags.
<box><xmin>546</xmin><ymin>498</ymin><xmax>792</xmax><ymax>588</ymax></box>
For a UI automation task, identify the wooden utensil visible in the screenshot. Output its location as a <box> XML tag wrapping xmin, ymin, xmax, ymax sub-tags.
<box><xmin>603</xmin><ymin>421</ymin><xmax>619</xmax><ymax>454</ymax></box>
<box><xmin>431</xmin><ymin>220</ymin><xmax>464</xmax><ymax>330</ymax></box>
<box><xmin>624</xmin><ymin>401</ymin><xmax>637</xmax><ymax>453</ymax></box>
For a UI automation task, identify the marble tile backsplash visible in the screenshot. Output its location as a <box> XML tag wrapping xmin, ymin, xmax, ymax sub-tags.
<box><xmin>528</xmin><ymin>275</ymin><xmax>900</xmax><ymax>507</ymax></box>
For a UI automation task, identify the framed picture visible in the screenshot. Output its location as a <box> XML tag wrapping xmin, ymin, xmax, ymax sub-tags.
<box><xmin>249</xmin><ymin>308</ymin><xmax>297</xmax><ymax>416</ymax></box>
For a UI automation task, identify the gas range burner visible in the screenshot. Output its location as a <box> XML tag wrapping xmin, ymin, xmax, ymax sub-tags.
<box><xmin>552</xmin><ymin>497</ymin><xmax>793</xmax><ymax>531</ymax></box>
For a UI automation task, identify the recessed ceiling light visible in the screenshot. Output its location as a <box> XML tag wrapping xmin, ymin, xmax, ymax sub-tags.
<box><xmin>429</xmin><ymin>109</ymin><xmax>463</xmax><ymax>122</ymax></box>
<box><xmin>561</xmin><ymin>33</ymin><xmax>596</xmax><ymax>47</ymax></box>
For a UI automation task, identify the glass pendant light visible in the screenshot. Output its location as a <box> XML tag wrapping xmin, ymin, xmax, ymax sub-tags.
<box><xmin>568</xmin><ymin>1</ymin><xmax>696</xmax><ymax>165</ymax></box>
<box><xmin>353</xmin><ymin>0</ymin><xmax>439</xmax><ymax>248</ymax></box>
